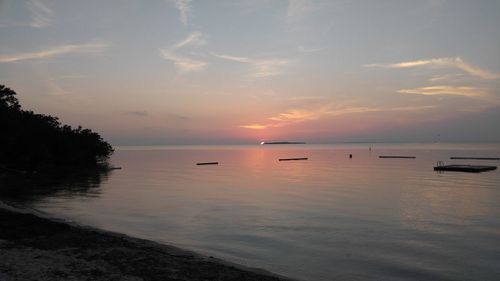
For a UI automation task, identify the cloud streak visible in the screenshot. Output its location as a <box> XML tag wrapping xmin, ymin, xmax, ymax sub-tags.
<box><xmin>169</xmin><ymin>0</ymin><xmax>192</xmax><ymax>25</ymax></box>
<box><xmin>398</xmin><ymin>86</ymin><xmax>486</xmax><ymax>97</ymax></box>
<box><xmin>240</xmin><ymin>123</ymin><xmax>281</xmax><ymax>130</ymax></box>
<box><xmin>0</xmin><ymin>43</ymin><xmax>108</xmax><ymax>63</ymax></box>
<box><xmin>213</xmin><ymin>53</ymin><xmax>290</xmax><ymax>78</ymax></box>
<box><xmin>159</xmin><ymin>51</ymin><xmax>207</xmax><ymax>73</ymax></box>
<box><xmin>172</xmin><ymin>32</ymin><xmax>205</xmax><ymax>49</ymax></box>
<box><xmin>365</xmin><ymin>57</ymin><xmax>500</xmax><ymax>80</ymax></box>
<box><xmin>428</xmin><ymin>73</ymin><xmax>464</xmax><ymax>82</ymax></box>
<box><xmin>159</xmin><ymin>32</ymin><xmax>208</xmax><ymax>73</ymax></box>
<box><xmin>27</xmin><ymin>0</ymin><xmax>53</xmax><ymax>28</ymax></box>
<box><xmin>240</xmin><ymin>104</ymin><xmax>436</xmax><ymax>129</ymax></box>
<box><xmin>297</xmin><ymin>45</ymin><xmax>324</xmax><ymax>53</ymax></box>
<box><xmin>287</xmin><ymin>0</ymin><xmax>315</xmax><ymax>24</ymax></box>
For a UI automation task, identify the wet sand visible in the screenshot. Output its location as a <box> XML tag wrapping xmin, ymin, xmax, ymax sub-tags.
<box><xmin>0</xmin><ymin>207</ymin><xmax>296</xmax><ymax>281</ymax></box>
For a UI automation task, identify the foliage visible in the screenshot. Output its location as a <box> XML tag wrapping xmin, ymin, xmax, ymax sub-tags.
<box><xmin>0</xmin><ymin>85</ymin><xmax>114</xmax><ymax>172</ymax></box>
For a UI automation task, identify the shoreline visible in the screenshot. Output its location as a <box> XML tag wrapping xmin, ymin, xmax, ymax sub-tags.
<box><xmin>0</xmin><ymin>203</ymin><xmax>297</xmax><ymax>281</ymax></box>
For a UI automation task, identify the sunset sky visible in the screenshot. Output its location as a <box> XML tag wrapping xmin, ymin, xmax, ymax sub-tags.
<box><xmin>1</xmin><ymin>0</ymin><xmax>500</xmax><ymax>144</ymax></box>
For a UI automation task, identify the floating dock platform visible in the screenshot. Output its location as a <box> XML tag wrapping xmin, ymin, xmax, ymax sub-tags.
<box><xmin>379</xmin><ymin>156</ymin><xmax>416</xmax><ymax>159</ymax></box>
<box><xmin>434</xmin><ymin>164</ymin><xmax>497</xmax><ymax>173</ymax></box>
<box><xmin>279</xmin><ymin>157</ymin><xmax>308</xmax><ymax>161</ymax></box>
<box><xmin>196</xmin><ymin>162</ymin><xmax>218</xmax><ymax>165</ymax></box>
<box><xmin>450</xmin><ymin>157</ymin><xmax>499</xmax><ymax>160</ymax></box>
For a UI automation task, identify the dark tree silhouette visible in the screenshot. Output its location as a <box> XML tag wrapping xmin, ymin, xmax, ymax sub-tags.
<box><xmin>0</xmin><ymin>85</ymin><xmax>113</xmax><ymax>172</ymax></box>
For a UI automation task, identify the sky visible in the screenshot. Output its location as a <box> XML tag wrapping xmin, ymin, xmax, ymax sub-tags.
<box><xmin>1</xmin><ymin>0</ymin><xmax>500</xmax><ymax>145</ymax></box>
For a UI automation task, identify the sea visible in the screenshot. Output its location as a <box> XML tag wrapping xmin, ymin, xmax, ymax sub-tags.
<box><xmin>4</xmin><ymin>143</ymin><xmax>500</xmax><ymax>281</ymax></box>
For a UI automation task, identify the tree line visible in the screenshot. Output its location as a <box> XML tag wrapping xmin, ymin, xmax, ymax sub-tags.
<box><xmin>0</xmin><ymin>85</ymin><xmax>113</xmax><ymax>172</ymax></box>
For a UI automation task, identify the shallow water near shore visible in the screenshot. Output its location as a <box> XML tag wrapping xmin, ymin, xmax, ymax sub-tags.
<box><xmin>5</xmin><ymin>143</ymin><xmax>500</xmax><ymax>281</ymax></box>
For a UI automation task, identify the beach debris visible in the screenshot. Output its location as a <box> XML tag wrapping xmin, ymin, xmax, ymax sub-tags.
<box><xmin>196</xmin><ymin>162</ymin><xmax>219</xmax><ymax>165</ymax></box>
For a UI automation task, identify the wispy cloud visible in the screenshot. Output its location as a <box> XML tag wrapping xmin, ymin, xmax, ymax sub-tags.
<box><xmin>287</xmin><ymin>0</ymin><xmax>315</xmax><ymax>24</ymax></box>
<box><xmin>159</xmin><ymin>32</ymin><xmax>208</xmax><ymax>73</ymax></box>
<box><xmin>240</xmin><ymin>103</ymin><xmax>436</xmax><ymax>130</ymax></box>
<box><xmin>0</xmin><ymin>43</ymin><xmax>108</xmax><ymax>63</ymax></box>
<box><xmin>288</xmin><ymin>95</ymin><xmax>326</xmax><ymax>101</ymax></box>
<box><xmin>169</xmin><ymin>0</ymin><xmax>192</xmax><ymax>25</ymax></box>
<box><xmin>239</xmin><ymin>105</ymin><xmax>337</xmax><ymax>130</ymax></box>
<box><xmin>297</xmin><ymin>45</ymin><xmax>323</xmax><ymax>53</ymax></box>
<box><xmin>240</xmin><ymin>123</ymin><xmax>281</xmax><ymax>130</ymax></box>
<box><xmin>27</xmin><ymin>0</ymin><xmax>53</xmax><ymax>28</ymax></box>
<box><xmin>159</xmin><ymin>51</ymin><xmax>207</xmax><ymax>73</ymax></box>
<box><xmin>172</xmin><ymin>32</ymin><xmax>205</xmax><ymax>49</ymax></box>
<box><xmin>269</xmin><ymin>108</ymin><xmax>327</xmax><ymax>122</ymax></box>
<box><xmin>45</xmin><ymin>78</ymin><xmax>70</xmax><ymax>96</ymax></box>
<box><xmin>213</xmin><ymin>53</ymin><xmax>291</xmax><ymax>78</ymax></box>
<box><xmin>251</xmin><ymin>59</ymin><xmax>290</xmax><ymax>78</ymax></box>
<box><xmin>388</xmin><ymin>105</ymin><xmax>438</xmax><ymax>112</ymax></box>
<box><xmin>428</xmin><ymin>73</ymin><xmax>464</xmax><ymax>82</ymax></box>
<box><xmin>365</xmin><ymin>57</ymin><xmax>500</xmax><ymax>80</ymax></box>
<box><xmin>48</xmin><ymin>75</ymin><xmax>86</xmax><ymax>81</ymax></box>
<box><xmin>399</xmin><ymin>86</ymin><xmax>487</xmax><ymax>97</ymax></box>
<box><xmin>212</xmin><ymin>54</ymin><xmax>250</xmax><ymax>63</ymax></box>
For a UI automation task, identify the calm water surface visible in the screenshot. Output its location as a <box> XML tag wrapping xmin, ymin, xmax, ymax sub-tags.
<box><xmin>20</xmin><ymin>144</ymin><xmax>500</xmax><ymax>280</ymax></box>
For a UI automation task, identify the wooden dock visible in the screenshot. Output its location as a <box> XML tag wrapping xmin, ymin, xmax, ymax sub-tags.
<box><xmin>196</xmin><ymin>162</ymin><xmax>219</xmax><ymax>165</ymax></box>
<box><xmin>379</xmin><ymin>156</ymin><xmax>416</xmax><ymax>159</ymax></box>
<box><xmin>279</xmin><ymin>157</ymin><xmax>308</xmax><ymax>161</ymax></box>
<box><xmin>434</xmin><ymin>164</ymin><xmax>497</xmax><ymax>173</ymax></box>
<box><xmin>450</xmin><ymin>157</ymin><xmax>499</xmax><ymax>160</ymax></box>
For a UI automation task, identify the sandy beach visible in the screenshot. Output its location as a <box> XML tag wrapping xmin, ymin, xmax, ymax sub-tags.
<box><xmin>0</xmin><ymin>206</ymin><xmax>296</xmax><ymax>281</ymax></box>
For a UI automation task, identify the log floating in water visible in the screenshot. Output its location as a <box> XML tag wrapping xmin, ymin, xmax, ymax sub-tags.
<box><xmin>379</xmin><ymin>156</ymin><xmax>416</xmax><ymax>159</ymax></box>
<box><xmin>262</xmin><ymin>141</ymin><xmax>306</xmax><ymax>145</ymax></box>
<box><xmin>434</xmin><ymin>164</ymin><xmax>497</xmax><ymax>173</ymax></box>
<box><xmin>196</xmin><ymin>162</ymin><xmax>219</xmax><ymax>165</ymax></box>
<box><xmin>450</xmin><ymin>157</ymin><xmax>499</xmax><ymax>160</ymax></box>
<box><xmin>278</xmin><ymin>157</ymin><xmax>308</xmax><ymax>161</ymax></box>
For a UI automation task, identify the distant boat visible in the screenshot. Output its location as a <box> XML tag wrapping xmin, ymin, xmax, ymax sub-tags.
<box><xmin>260</xmin><ymin>141</ymin><xmax>306</xmax><ymax>145</ymax></box>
